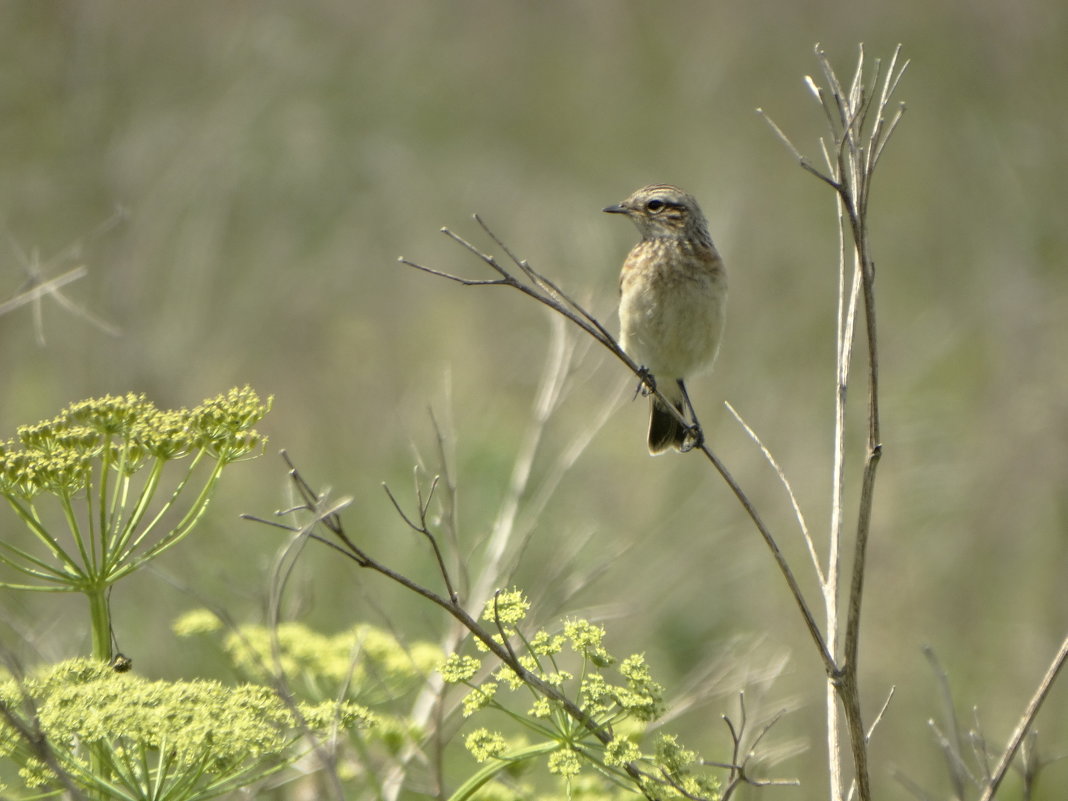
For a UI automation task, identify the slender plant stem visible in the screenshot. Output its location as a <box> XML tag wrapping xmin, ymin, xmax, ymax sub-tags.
<box><xmin>978</xmin><ymin>635</ymin><xmax>1068</xmax><ymax>801</ymax></box>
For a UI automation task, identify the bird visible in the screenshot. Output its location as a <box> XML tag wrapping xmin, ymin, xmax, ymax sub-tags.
<box><xmin>604</xmin><ymin>184</ymin><xmax>727</xmax><ymax>454</ymax></box>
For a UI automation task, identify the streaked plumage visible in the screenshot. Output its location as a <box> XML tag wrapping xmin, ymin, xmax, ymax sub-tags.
<box><xmin>604</xmin><ymin>184</ymin><xmax>727</xmax><ymax>454</ymax></box>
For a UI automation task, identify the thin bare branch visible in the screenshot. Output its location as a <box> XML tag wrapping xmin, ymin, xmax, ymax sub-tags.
<box><xmin>2</xmin><ymin>209</ymin><xmax>125</xmax><ymax>341</ymax></box>
<box><xmin>929</xmin><ymin>717</ymin><xmax>977</xmax><ymax>792</ymax></box>
<box><xmin>756</xmin><ymin>108</ymin><xmax>841</xmax><ymax>190</ymax></box>
<box><xmin>417</xmin><ymin>471</ymin><xmax>440</xmax><ymax>523</ymax></box>
<box><xmin>870</xmin><ymin>102</ymin><xmax>907</xmax><ymax>172</ymax></box>
<box><xmin>866</xmin><ymin>685</ymin><xmax>896</xmax><ymax>741</ymax></box>
<box><xmin>381</xmin><ymin>482</ymin><xmax>423</xmax><ymax>533</ymax></box>
<box><xmin>382</xmin><ymin>477</ymin><xmax>458</xmax><ymax>603</ymax></box>
<box><xmin>725</xmin><ymin>401</ymin><xmax>822</xmax><ymax>585</ymax></box>
<box><xmin>439</xmin><ymin>226</ymin><xmax>514</xmax><ymax>281</ymax></box>
<box><xmin>814</xmin><ymin>44</ymin><xmax>849</xmax><ymax>130</ymax></box>
<box><xmin>918</xmin><ymin>645</ymin><xmax>969</xmax><ymax>773</ymax></box>
<box><xmin>978</xmin><ymin>634</ymin><xmax>1068</xmax><ymax>801</ymax></box>
<box><xmin>475</xmin><ymin>213</ymin><xmax>543</xmax><ymax>287</ymax></box>
<box><xmin>971</xmin><ymin>706</ymin><xmax>994</xmax><ymax>787</ymax></box>
<box><xmin>397</xmin><ymin>257</ymin><xmax>509</xmax><ymax>288</ymax></box>
<box><xmin>403</xmin><ymin>232</ymin><xmax>695</xmax><ymax>443</ymax></box>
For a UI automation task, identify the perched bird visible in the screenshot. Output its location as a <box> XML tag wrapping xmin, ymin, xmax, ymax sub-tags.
<box><xmin>604</xmin><ymin>184</ymin><xmax>727</xmax><ymax>454</ymax></box>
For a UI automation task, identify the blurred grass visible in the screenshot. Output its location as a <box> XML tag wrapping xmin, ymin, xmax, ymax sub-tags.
<box><xmin>1</xmin><ymin>0</ymin><xmax>1067</xmax><ymax>797</ymax></box>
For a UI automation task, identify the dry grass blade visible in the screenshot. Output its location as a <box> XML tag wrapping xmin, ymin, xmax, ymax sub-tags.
<box><xmin>724</xmin><ymin>400</ymin><xmax>822</xmax><ymax>585</ymax></box>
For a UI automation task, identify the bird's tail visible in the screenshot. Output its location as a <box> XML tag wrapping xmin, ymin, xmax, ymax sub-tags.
<box><xmin>648</xmin><ymin>391</ymin><xmax>687</xmax><ymax>455</ymax></box>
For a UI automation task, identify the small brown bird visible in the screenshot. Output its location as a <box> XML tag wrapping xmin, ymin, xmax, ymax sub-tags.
<box><xmin>605</xmin><ymin>184</ymin><xmax>727</xmax><ymax>454</ymax></box>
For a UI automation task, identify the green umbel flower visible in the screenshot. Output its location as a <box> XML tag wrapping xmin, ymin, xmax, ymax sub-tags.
<box><xmin>0</xmin><ymin>659</ymin><xmax>371</xmax><ymax>801</ymax></box>
<box><xmin>0</xmin><ymin>387</ymin><xmax>270</xmax><ymax>661</ymax></box>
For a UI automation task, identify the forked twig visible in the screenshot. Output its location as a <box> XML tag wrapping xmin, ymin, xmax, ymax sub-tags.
<box><xmin>382</xmin><ymin>473</ymin><xmax>458</xmax><ymax>603</ymax></box>
<box><xmin>246</xmin><ymin>451</ymin><xmax>666</xmax><ymax>800</ymax></box>
<box><xmin>706</xmin><ymin>693</ymin><xmax>799</xmax><ymax>801</ymax></box>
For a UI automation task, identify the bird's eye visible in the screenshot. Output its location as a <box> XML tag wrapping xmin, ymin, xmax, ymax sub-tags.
<box><xmin>646</xmin><ymin>199</ymin><xmax>665</xmax><ymax>212</ymax></box>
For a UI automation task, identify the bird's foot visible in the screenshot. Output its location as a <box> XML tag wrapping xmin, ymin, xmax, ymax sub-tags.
<box><xmin>633</xmin><ymin>367</ymin><xmax>656</xmax><ymax>400</ymax></box>
<box><xmin>679</xmin><ymin>423</ymin><xmax>704</xmax><ymax>453</ymax></box>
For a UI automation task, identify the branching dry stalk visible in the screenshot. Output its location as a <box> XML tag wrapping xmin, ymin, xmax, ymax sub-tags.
<box><xmin>245</xmin><ymin>452</ymin><xmax>674</xmax><ymax>801</ymax></box>
<box><xmin>759</xmin><ymin>43</ymin><xmax>907</xmax><ymax>801</ymax></box>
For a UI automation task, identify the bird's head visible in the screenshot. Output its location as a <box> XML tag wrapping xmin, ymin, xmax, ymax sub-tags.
<box><xmin>603</xmin><ymin>184</ymin><xmax>710</xmax><ymax>242</ymax></box>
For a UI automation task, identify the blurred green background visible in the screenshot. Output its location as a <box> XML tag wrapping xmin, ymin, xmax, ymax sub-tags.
<box><xmin>1</xmin><ymin>0</ymin><xmax>1067</xmax><ymax>798</ymax></box>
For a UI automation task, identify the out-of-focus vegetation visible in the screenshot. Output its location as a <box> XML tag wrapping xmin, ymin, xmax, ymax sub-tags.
<box><xmin>0</xmin><ymin>1</ymin><xmax>1066</xmax><ymax>798</ymax></box>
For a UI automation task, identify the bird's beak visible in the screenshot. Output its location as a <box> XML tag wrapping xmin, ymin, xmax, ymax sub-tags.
<box><xmin>603</xmin><ymin>203</ymin><xmax>628</xmax><ymax>215</ymax></box>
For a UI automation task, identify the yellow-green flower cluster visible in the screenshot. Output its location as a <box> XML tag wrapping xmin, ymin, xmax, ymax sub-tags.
<box><xmin>64</xmin><ymin>393</ymin><xmax>151</xmax><ymax>435</ymax></box>
<box><xmin>563</xmin><ymin>619</ymin><xmax>613</xmax><ymax>668</ymax></box>
<box><xmin>465</xmin><ymin>727</ymin><xmax>507</xmax><ymax>762</ymax></box>
<box><xmin>0</xmin><ymin>658</ymin><xmax>371</xmax><ymax>798</ymax></box>
<box><xmin>604</xmin><ymin>736</ymin><xmax>641</xmax><ymax>766</ymax></box>
<box><xmin>616</xmin><ymin>654</ymin><xmax>665</xmax><ymax>722</ymax></box>
<box><xmin>442</xmin><ymin>593</ymin><xmax>692</xmax><ymax>794</ymax></box>
<box><xmin>1</xmin><ymin>418</ymin><xmax>98</xmax><ymax>498</ymax></box>
<box><xmin>173</xmin><ymin>617</ymin><xmax>439</xmax><ymax>758</ymax></box>
<box><xmin>190</xmin><ymin>386</ymin><xmax>272</xmax><ymax>461</ymax></box>
<box><xmin>176</xmin><ymin>618</ymin><xmax>442</xmax><ymax>705</ymax></box>
<box><xmin>171</xmin><ymin>608</ymin><xmax>223</xmax><ymax>637</ymax></box>
<box><xmin>529</xmin><ymin>630</ymin><xmax>565</xmax><ymax>656</ymax></box>
<box><xmin>0</xmin><ymin>387</ymin><xmax>270</xmax><ymax>501</ymax></box>
<box><xmin>629</xmin><ymin>734</ymin><xmax>721</xmax><ymax>801</ymax></box>
<box><xmin>547</xmin><ymin>748</ymin><xmax>582</xmax><ymax>777</ymax></box>
<box><xmin>653</xmin><ymin>733</ymin><xmax>697</xmax><ymax>772</ymax></box>
<box><xmin>441</xmin><ymin>653</ymin><xmax>482</xmax><ymax>683</ymax></box>
<box><xmin>462</xmin><ymin>682</ymin><xmax>498</xmax><ymax>717</ymax></box>
<box><xmin>442</xmin><ymin>602</ymin><xmax>664</xmax><ymax>730</ymax></box>
<box><xmin>438</xmin><ymin>590</ymin><xmax>695</xmax><ymax>795</ymax></box>
<box><xmin>482</xmin><ymin>588</ymin><xmax>530</xmax><ymax>626</ymax></box>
